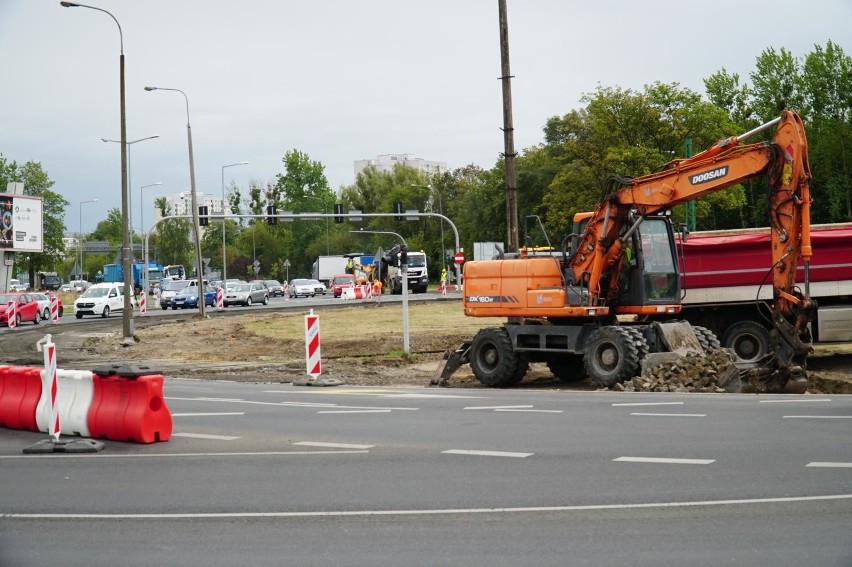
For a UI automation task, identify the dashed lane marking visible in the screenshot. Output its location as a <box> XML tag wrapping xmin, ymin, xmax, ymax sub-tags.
<box><xmin>612</xmin><ymin>402</ymin><xmax>685</xmax><ymax>407</ymax></box>
<box><xmin>317</xmin><ymin>410</ymin><xmax>392</xmax><ymax>414</ymax></box>
<box><xmin>294</xmin><ymin>442</ymin><xmax>375</xmax><ymax>450</ymax></box>
<box><xmin>630</xmin><ymin>413</ymin><xmax>706</xmax><ymax>417</ymax></box>
<box><xmin>494</xmin><ymin>409</ymin><xmax>563</xmax><ymax>414</ymax></box>
<box><xmin>443</xmin><ymin>449</ymin><xmax>533</xmax><ymax>458</ymax></box>
<box><xmin>759</xmin><ymin>399</ymin><xmax>832</xmax><ymax>403</ymax></box>
<box><xmin>0</xmin><ymin>450</ymin><xmax>369</xmax><ymax>460</ymax></box>
<box><xmin>806</xmin><ymin>462</ymin><xmax>852</xmax><ymax>468</ymax></box>
<box><xmin>171</xmin><ymin>412</ymin><xmax>246</xmax><ymax>417</ymax></box>
<box><xmin>782</xmin><ymin>415</ymin><xmax>852</xmax><ymax>419</ymax></box>
<box><xmin>464</xmin><ymin>405</ymin><xmax>533</xmax><ymax>410</ymax></box>
<box><xmin>172</xmin><ymin>433</ymin><xmax>241</xmax><ymax>441</ymax></box>
<box><xmin>614</xmin><ymin>456</ymin><xmax>715</xmax><ymax>465</ymax></box>
<box><xmin>264</xmin><ymin>389</ymin><xmax>485</xmax><ymax>399</ymax></box>
<box><xmin>166</xmin><ymin>396</ymin><xmax>418</xmax><ymax>412</ymax></box>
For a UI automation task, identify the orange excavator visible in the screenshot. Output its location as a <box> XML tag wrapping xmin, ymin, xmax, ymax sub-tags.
<box><xmin>436</xmin><ymin>110</ymin><xmax>814</xmax><ymax>392</ymax></box>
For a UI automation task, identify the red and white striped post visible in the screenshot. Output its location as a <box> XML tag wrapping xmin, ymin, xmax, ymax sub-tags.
<box><xmin>7</xmin><ymin>300</ymin><xmax>16</xmax><ymax>330</ymax></box>
<box><xmin>216</xmin><ymin>287</ymin><xmax>224</xmax><ymax>310</ymax></box>
<box><xmin>38</xmin><ymin>334</ymin><xmax>60</xmax><ymax>441</ymax></box>
<box><xmin>305</xmin><ymin>309</ymin><xmax>321</xmax><ymax>379</ymax></box>
<box><xmin>50</xmin><ymin>295</ymin><xmax>60</xmax><ymax>323</ymax></box>
<box><xmin>139</xmin><ymin>291</ymin><xmax>147</xmax><ymax>315</ymax></box>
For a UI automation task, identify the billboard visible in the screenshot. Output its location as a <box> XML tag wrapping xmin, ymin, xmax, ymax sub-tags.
<box><xmin>0</xmin><ymin>193</ymin><xmax>44</xmax><ymax>253</ymax></box>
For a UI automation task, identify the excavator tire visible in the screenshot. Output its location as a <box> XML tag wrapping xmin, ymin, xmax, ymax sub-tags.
<box><xmin>547</xmin><ymin>355</ymin><xmax>586</xmax><ymax>383</ymax></box>
<box><xmin>470</xmin><ymin>327</ymin><xmax>525</xmax><ymax>388</ymax></box>
<box><xmin>583</xmin><ymin>326</ymin><xmax>641</xmax><ymax>388</ymax></box>
<box><xmin>623</xmin><ymin>327</ymin><xmax>650</xmax><ymax>361</ymax></box>
<box><xmin>693</xmin><ymin>326</ymin><xmax>722</xmax><ymax>351</ymax></box>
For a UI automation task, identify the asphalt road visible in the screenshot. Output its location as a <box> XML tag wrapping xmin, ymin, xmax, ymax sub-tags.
<box><xmin>2</xmin><ymin>383</ymin><xmax>851</xmax><ymax>566</ymax></box>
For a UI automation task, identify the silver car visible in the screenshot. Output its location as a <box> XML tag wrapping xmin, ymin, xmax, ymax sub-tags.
<box><xmin>224</xmin><ymin>282</ymin><xmax>269</xmax><ymax>307</ymax></box>
<box><xmin>289</xmin><ymin>279</ymin><xmax>316</xmax><ymax>298</ymax></box>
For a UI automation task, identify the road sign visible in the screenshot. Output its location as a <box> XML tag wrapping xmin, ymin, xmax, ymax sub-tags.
<box><xmin>454</xmin><ymin>251</ymin><xmax>464</xmax><ymax>265</ymax></box>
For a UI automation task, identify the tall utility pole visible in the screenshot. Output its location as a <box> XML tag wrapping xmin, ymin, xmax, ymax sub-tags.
<box><xmin>498</xmin><ymin>0</ymin><xmax>519</xmax><ymax>253</ymax></box>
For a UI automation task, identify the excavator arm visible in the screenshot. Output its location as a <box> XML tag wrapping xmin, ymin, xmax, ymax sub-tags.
<box><xmin>572</xmin><ymin>111</ymin><xmax>812</xmax><ymax>318</ymax></box>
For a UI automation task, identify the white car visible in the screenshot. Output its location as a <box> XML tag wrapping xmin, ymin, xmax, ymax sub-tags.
<box><xmin>32</xmin><ymin>292</ymin><xmax>63</xmax><ymax>319</ymax></box>
<box><xmin>289</xmin><ymin>279</ymin><xmax>316</xmax><ymax>298</ymax></box>
<box><xmin>160</xmin><ymin>280</ymin><xmax>190</xmax><ymax>309</ymax></box>
<box><xmin>308</xmin><ymin>279</ymin><xmax>327</xmax><ymax>295</ymax></box>
<box><xmin>74</xmin><ymin>283</ymin><xmax>130</xmax><ymax>319</ymax></box>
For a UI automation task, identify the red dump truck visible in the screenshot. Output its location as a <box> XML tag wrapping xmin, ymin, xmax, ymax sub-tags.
<box><xmin>677</xmin><ymin>223</ymin><xmax>852</xmax><ymax>363</ymax></box>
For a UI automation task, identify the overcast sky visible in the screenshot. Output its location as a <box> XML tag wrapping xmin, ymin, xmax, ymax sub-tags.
<box><xmin>1</xmin><ymin>0</ymin><xmax>848</xmax><ymax>234</ymax></box>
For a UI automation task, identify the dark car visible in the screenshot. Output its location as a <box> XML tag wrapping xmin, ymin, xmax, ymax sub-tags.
<box><xmin>170</xmin><ymin>285</ymin><xmax>218</xmax><ymax>309</ymax></box>
<box><xmin>263</xmin><ymin>279</ymin><xmax>285</xmax><ymax>297</ymax></box>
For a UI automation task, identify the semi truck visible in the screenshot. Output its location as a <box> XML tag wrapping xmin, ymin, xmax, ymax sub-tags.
<box><xmin>378</xmin><ymin>246</ymin><xmax>429</xmax><ymax>294</ymax></box>
<box><xmin>676</xmin><ymin>222</ymin><xmax>852</xmax><ymax>363</ymax></box>
<box><xmin>102</xmin><ymin>261</ymin><xmax>165</xmax><ymax>294</ymax></box>
<box><xmin>312</xmin><ymin>256</ymin><xmax>349</xmax><ymax>287</ymax></box>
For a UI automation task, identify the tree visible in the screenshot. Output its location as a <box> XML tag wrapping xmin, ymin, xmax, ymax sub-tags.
<box><xmin>89</xmin><ymin>208</ymin><xmax>124</xmax><ymax>244</ymax></box>
<box><xmin>150</xmin><ymin>197</ymin><xmax>192</xmax><ymax>267</ymax></box>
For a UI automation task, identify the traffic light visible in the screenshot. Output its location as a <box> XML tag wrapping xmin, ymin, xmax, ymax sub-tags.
<box><xmin>393</xmin><ymin>201</ymin><xmax>403</xmax><ymax>221</ymax></box>
<box><xmin>199</xmin><ymin>205</ymin><xmax>209</xmax><ymax>226</ymax></box>
<box><xmin>334</xmin><ymin>203</ymin><xmax>343</xmax><ymax>224</ymax></box>
<box><xmin>266</xmin><ymin>204</ymin><xmax>277</xmax><ymax>225</ymax></box>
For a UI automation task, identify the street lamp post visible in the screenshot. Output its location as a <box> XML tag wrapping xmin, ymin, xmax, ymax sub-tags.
<box><xmin>79</xmin><ymin>198</ymin><xmax>99</xmax><ymax>280</ymax></box>
<box><xmin>221</xmin><ymin>161</ymin><xmax>249</xmax><ymax>286</ymax></box>
<box><xmin>102</xmin><ymin>135</ymin><xmax>159</xmax><ymax>238</ymax></box>
<box><xmin>144</xmin><ymin>85</ymin><xmax>206</xmax><ymax>317</ymax></box>
<box><xmin>61</xmin><ymin>0</ymin><xmax>134</xmax><ymax>344</ymax></box>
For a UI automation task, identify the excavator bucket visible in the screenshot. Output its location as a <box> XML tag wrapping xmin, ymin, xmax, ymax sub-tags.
<box><xmin>650</xmin><ymin>321</ymin><xmax>703</xmax><ymax>355</ymax></box>
<box><xmin>429</xmin><ymin>342</ymin><xmax>472</xmax><ymax>387</ymax></box>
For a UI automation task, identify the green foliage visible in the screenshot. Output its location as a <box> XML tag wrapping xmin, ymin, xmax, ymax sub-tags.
<box><xmin>150</xmin><ymin>197</ymin><xmax>193</xmax><ymax>267</ymax></box>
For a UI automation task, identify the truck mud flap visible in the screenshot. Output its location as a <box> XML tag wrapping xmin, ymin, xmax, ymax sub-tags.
<box><xmin>429</xmin><ymin>342</ymin><xmax>472</xmax><ymax>387</ymax></box>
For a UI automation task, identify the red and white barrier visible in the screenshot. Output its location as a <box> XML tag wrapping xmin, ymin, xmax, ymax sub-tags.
<box><xmin>139</xmin><ymin>291</ymin><xmax>147</xmax><ymax>315</ymax></box>
<box><xmin>216</xmin><ymin>287</ymin><xmax>224</xmax><ymax>310</ymax></box>
<box><xmin>36</xmin><ymin>369</ymin><xmax>94</xmax><ymax>438</ymax></box>
<box><xmin>36</xmin><ymin>335</ymin><xmax>61</xmax><ymax>440</ymax></box>
<box><xmin>50</xmin><ymin>295</ymin><xmax>60</xmax><ymax>323</ymax></box>
<box><xmin>305</xmin><ymin>309</ymin><xmax>321</xmax><ymax>378</ymax></box>
<box><xmin>7</xmin><ymin>300</ymin><xmax>16</xmax><ymax>329</ymax></box>
<box><xmin>341</xmin><ymin>285</ymin><xmax>372</xmax><ymax>300</ymax></box>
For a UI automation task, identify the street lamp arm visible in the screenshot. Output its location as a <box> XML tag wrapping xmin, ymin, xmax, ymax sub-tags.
<box><xmin>59</xmin><ymin>2</ymin><xmax>123</xmax><ymax>53</ymax></box>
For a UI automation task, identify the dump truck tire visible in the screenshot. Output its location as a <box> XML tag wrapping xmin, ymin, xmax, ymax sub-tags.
<box><xmin>583</xmin><ymin>326</ymin><xmax>640</xmax><ymax>387</ymax></box>
<box><xmin>722</xmin><ymin>321</ymin><xmax>770</xmax><ymax>363</ymax></box>
<box><xmin>470</xmin><ymin>327</ymin><xmax>524</xmax><ymax>388</ymax></box>
<box><xmin>547</xmin><ymin>356</ymin><xmax>586</xmax><ymax>383</ymax></box>
<box><xmin>693</xmin><ymin>325</ymin><xmax>722</xmax><ymax>351</ymax></box>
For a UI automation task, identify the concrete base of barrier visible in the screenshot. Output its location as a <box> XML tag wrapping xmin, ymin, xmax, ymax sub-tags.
<box><xmin>292</xmin><ymin>377</ymin><xmax>343</xmax><ymax>387</ymax></box>
<box><xmin>23</xmin><ymin>438</ymin><xmax>105</xmax><ymax>454</ymax></box>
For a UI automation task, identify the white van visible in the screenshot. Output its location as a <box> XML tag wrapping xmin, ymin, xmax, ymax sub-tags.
<box><xmin>74</xmin><ymin>282</ymin><xmax>130</xmax><ymax>319</ymax></box>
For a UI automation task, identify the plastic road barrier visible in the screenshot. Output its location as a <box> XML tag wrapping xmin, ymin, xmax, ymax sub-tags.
<box><xmin>216</xmin><ymin>287</ymin><xmax>224</xmax><ymax>310</ymax></box>
<box><xmin>305</xmin><ymin>310</ymin><xmax>321</xmax><ymax>378</ymax></box>
<box><xmin>88</xmin><ymin>365</ymin><xmax>172</xmax><ymax>443</ymax></box>
<box><xmin>0</xmin><ymin>366</ymin><xmax>42</xmax><ymax>432</ymax></box>
<box><xmin>139</xmin><ymin>291</ymin><xmax>147</xmax><ymax>315</ymax></box>
<box><xmin>36</xmin><ymin>335</ymin><xmax>60</xmax><ymax>440</ymax></box>
<box><xmin>36</xmin><ymin>369</ymin><xmax>94</xmax><ymax>438</ymax></box>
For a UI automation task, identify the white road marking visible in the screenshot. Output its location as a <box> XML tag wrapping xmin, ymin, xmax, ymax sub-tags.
<box><xmin>759</xmin><ymin>399</ymin><xmax>832</xmax><ymax>403</ymax></box>
<box><xmin>614</xmin><ymin>456</ymin><xmax>715</xmax><ymax>465</ymax></box>
<box><xmin>6</xmin><ymin>494</ymin><xmax>850</xmax><ymax>519</ymax></box>
<box><xmin>317</xmin><ymin>410</ymin><xmax>392</xmax><ymax>414</ymax></box>
<box><xmin>0</xmin><ymin>450</ymin><xmax>369</xmax><ymax>460</ymax></box>
<box><xmin>166</xmin><ymin>396</ymin><xmax>418</xmax><ymax>411</ymax></box>
<box><xmin>612</xmin><ymin>402</ymin><xmax>685</xmax><ymax>407</ymax></box>
<box><xmin>630</xmin><ymin>413</ymin><xmax>706</xmax><ymax>417</ymax></box>
<box><xmin>806</xmin><ymin>462</ymin><xmax>852</xmax><ymax>468</ymax></box>
<box><xmin>172</xmin><ymin>433</ymin><xmax>241</xmax><ymax>441</ymax></box>
<box><xmin>443</xmin><ymin>449</ymin><xmax>533</xmax><ymax>458</ymax></box>
<box><xmin>171</xmin><ymin>412</ymin><xmax>246</xmax><ymax>417</ymax></box>
<box><xmin>294</xmin><ymin>442</ymin><xmax>375</xmax><ymax>450</ymax></box>
<box><xmin>464</xmin><ymin>405</ymin><xmax>533</xmax><ymax>410</ymax></box>
<box><xmin>782</xmin><ymin>415</ymin><xmax>852</xmax><ymax>419</ymax></box>
<box><xmin>494</xmin><ymin>409</ymin><xmax>564</xmax><ymax>414</ymax></box>
<box><xmin>264</xmin><ymin>389</ymin><xmax>486</xmax><ymax>399</ymax></box>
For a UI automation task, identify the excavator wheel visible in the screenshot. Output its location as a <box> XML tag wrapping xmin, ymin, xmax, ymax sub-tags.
<box><xmin>623</xmin><ymin>327</ymin><xmax>650</xmax><ymax>360</ymax></box>
<box><xmin>470</xmin><ymin>327</ymin><xmax>525</xmax><ymax>388</ymax></box>
<box><xmin>547</xmin><ymin>355</ymin><xmax>586</xmax><ymax>384</ymax></box>
<box><xmin>693</xmin><ymin>326</ymin><xmax>722</xmax><ymax>351</ymax></box>
<box><xmin>583</xmin><ymin>326</ymin><xmax>641</xmax><ymax>388</ymax></box>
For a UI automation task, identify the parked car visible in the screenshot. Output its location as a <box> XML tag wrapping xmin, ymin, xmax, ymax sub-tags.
<box><xmin>74</xmin><ymin>282</ymin><xmax>130</xmax><ymax>319</ymax></box>
<box><xmin>160</xmin><ymin>279</ymin><xmax>191</xmax><ymax>309</ymax></box>
<box><xmin>331</xmin><ymin>274</ymin><xmax>356</xmax><ymax>298</ymax></box>
<box><xmin>8</xmin><ymin>279</ymin><xmax>28</xmax><ymax>292</ymax></box>
<box><xmin>32</xmin><ymin>292</ymin><xmax>64</xmax><ymax>319</ymax></box>
<box><xmin>308</xmin><ymin>279</ymin><xmax>327</xmax><ymax>295</ymax></box>
<box><xmin>0</xmin><ymin>292</ymin><xmax>42</xmax><ymax>326</ymax></box>
<box><xmin>224</xmin><ymin>282</ymin><xmax>269</xmax><ymax>307</ymax></box>
<box><xmin>262</xmin><ymin>279</ymin><xmax>285</xmax><ymax>297</ymax></box>
<box><xmin>69</xmin><ymin>280</ymin><xmax>90</xmax><ymax>292</ymax></box>
<box><xmin>58</xmin><ymin>283</ymin><xmax>74</xmax><ymax>292</ymax></box>
<box><xmin>170</xmin><ymin>285</ymin><xmax>218</xmax><ymax>309</ymax></box>
<box><xmin>289</xmin><ymin>278</ymin><xmax>316</xmax><ymax>298</ymax></box>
